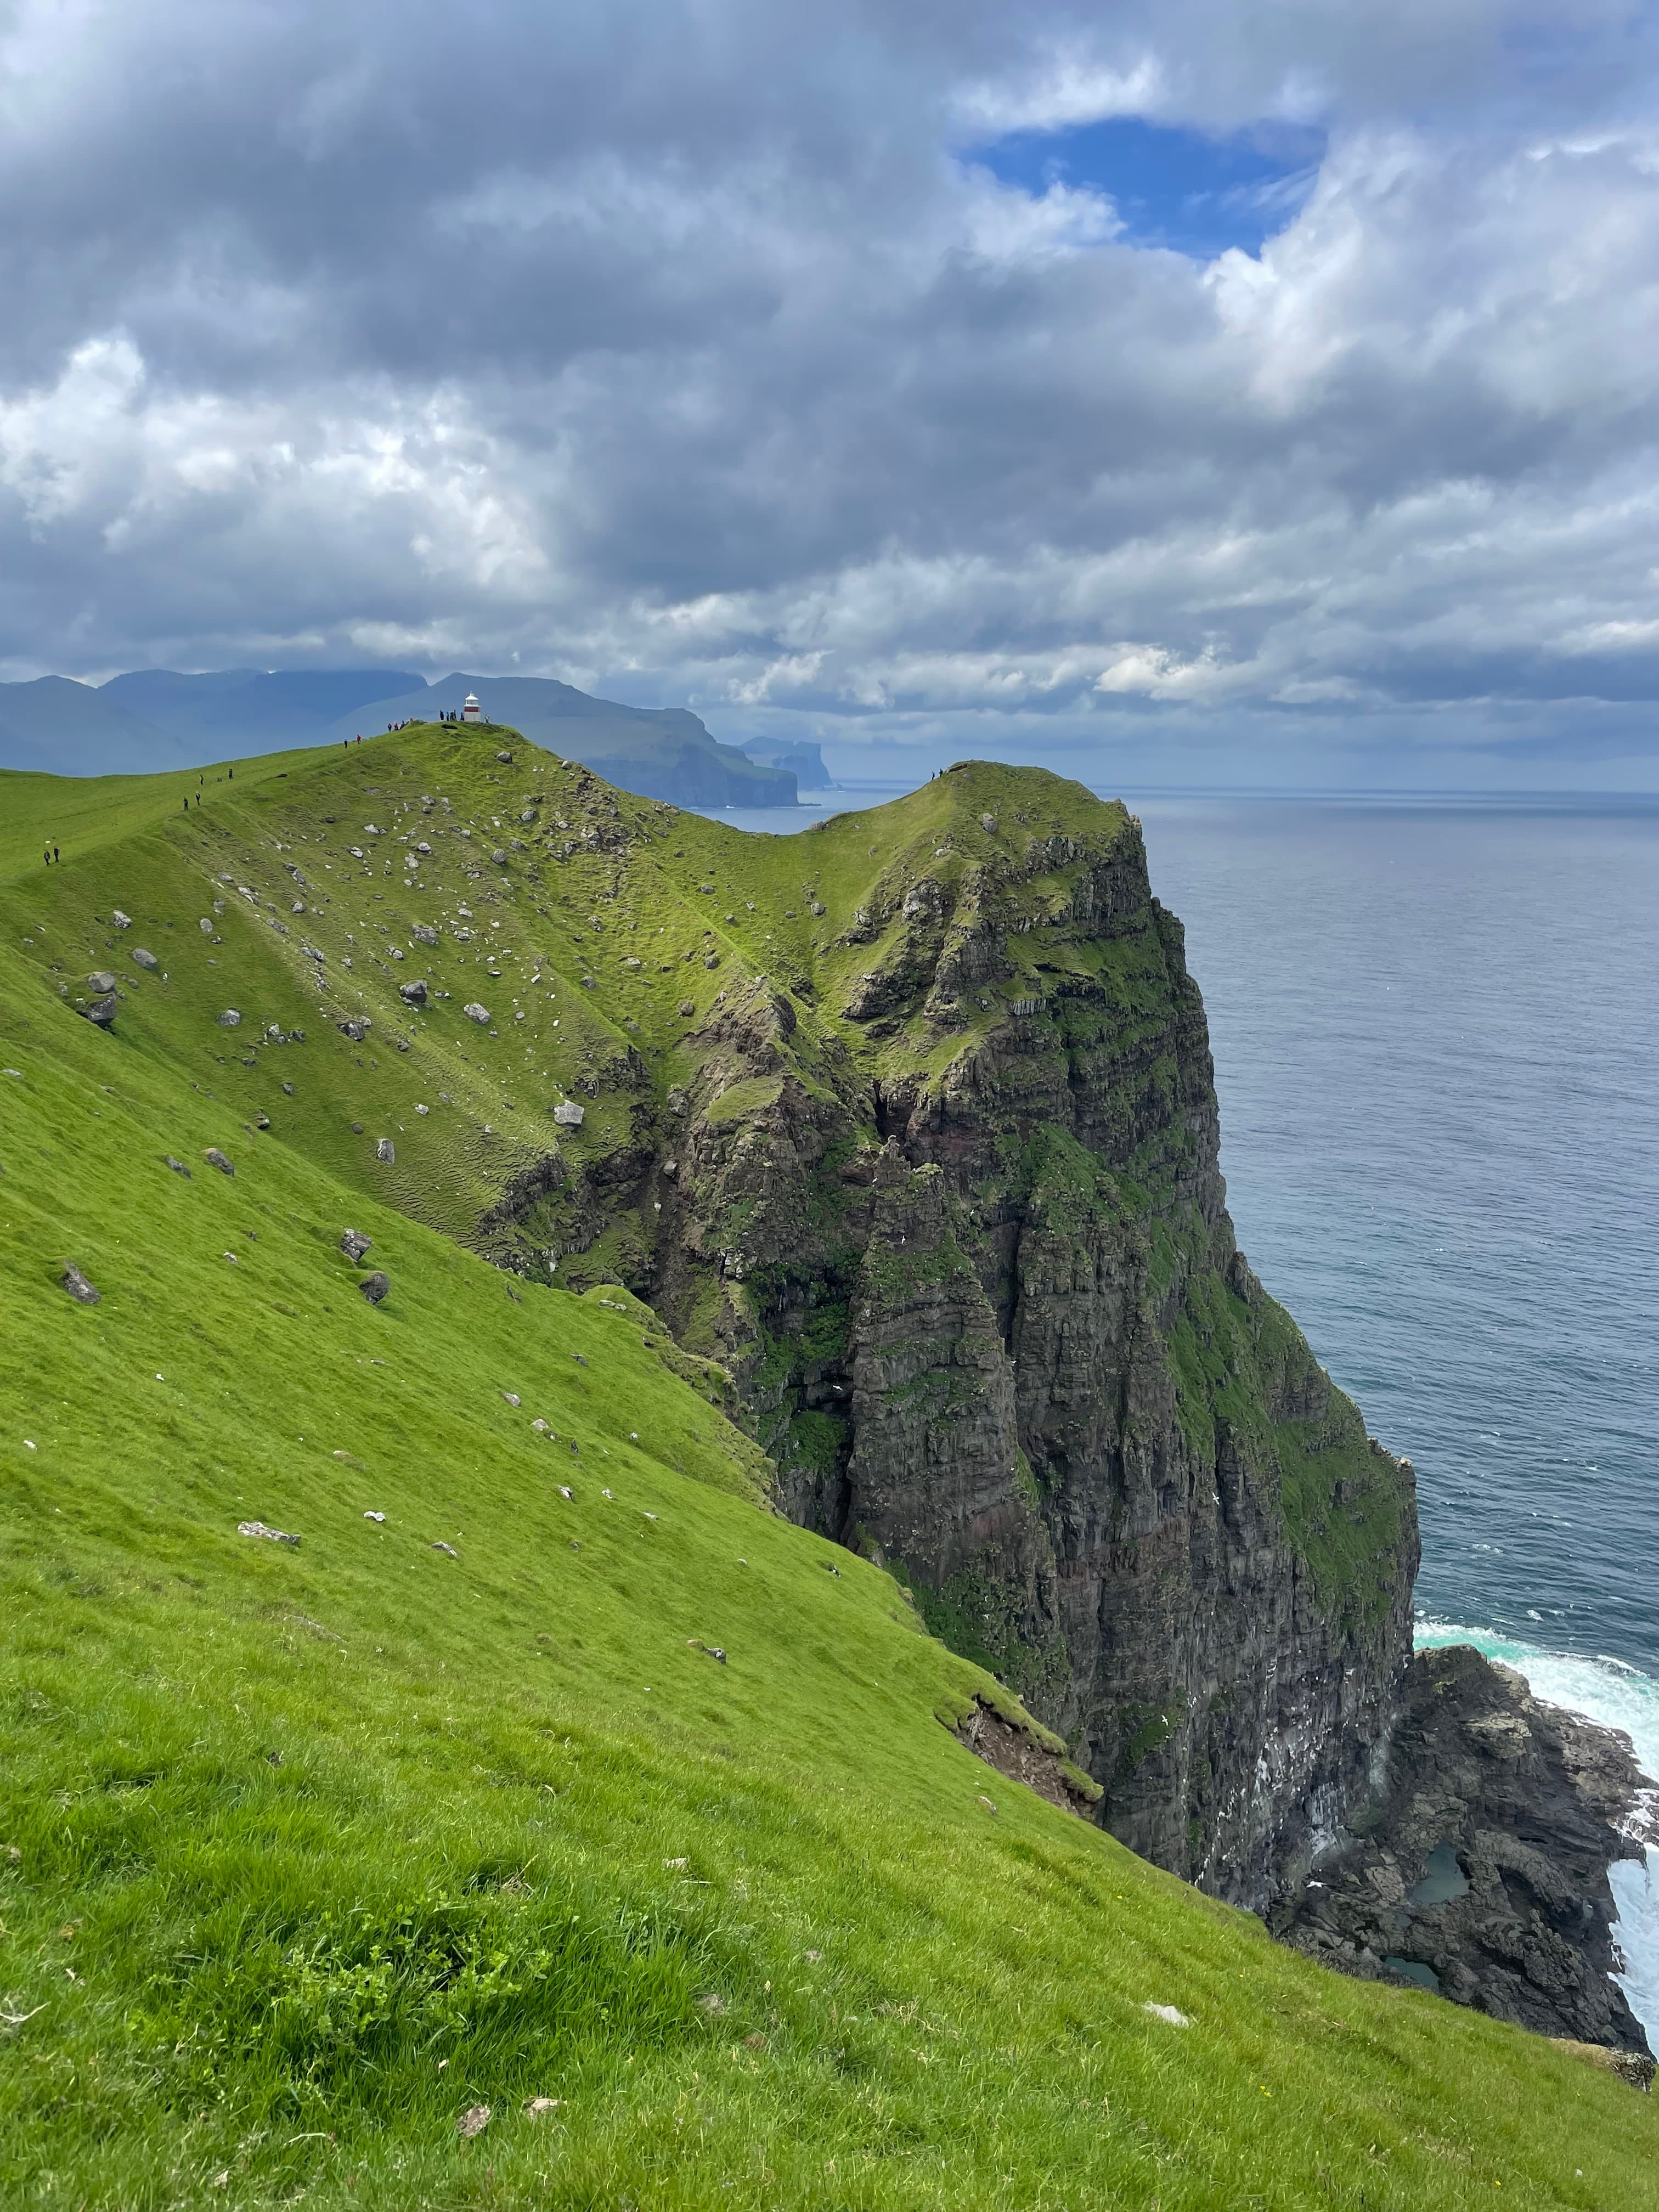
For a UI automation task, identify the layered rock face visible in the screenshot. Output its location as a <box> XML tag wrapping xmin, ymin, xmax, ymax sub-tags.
<box><xmin>491</xmin><ymin>763</ymin><xmax>1420</xmax><ymax>1908</ymax></box>
<box><xmin>1277</xmin><ymin>1644</ymin><xmax>1654</xmax><ymax>2052</ymax></box>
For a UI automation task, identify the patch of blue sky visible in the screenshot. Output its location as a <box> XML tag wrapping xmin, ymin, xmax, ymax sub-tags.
<box><xmin>968</xmin><ymin>116</ymin><xmax>1325</xmax><ymax>261</ymax></box>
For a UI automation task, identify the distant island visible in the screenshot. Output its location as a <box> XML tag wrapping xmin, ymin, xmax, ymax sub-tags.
<box><xmin>0</xmin><ymin>666</ymin><xmax>829</xmax><ymax>809</ymax></box>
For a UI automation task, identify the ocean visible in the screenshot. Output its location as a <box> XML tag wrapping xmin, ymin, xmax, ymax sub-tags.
<box><xmin>705</xmin><ymin>784</ymin><xmax>1659</xmax><ymax>2028</ymax></box>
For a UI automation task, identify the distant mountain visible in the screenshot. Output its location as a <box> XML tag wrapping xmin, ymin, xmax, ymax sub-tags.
<box><xmin>0</xmin><ymin>664</ymin><xmax>799</xmax><ymax>810</ymax></box>
<box><xmin>740</xmin><ymin>737</ymin><xmax>833</xmax><ymax>789</ymax></box>
<box><xmin>328</xmin><ymin>674</ymin><xmax>797</xmax><ymax>809</ymax></box>
<box><xmin>0</xmin><ymin>676</ymin><xmax>185</xmax><ymax>777</ymax></box>
<box><xmin>100</xmin><ymin>668</ymin><xmax>428</xmax><ymax>755</ymax></box>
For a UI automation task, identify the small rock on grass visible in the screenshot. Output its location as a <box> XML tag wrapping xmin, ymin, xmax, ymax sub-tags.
<box><xmin>364</xmin><ymin>1510</ymin><xmax>386</xmax><ymax>1522</ymax></box>
<box><xmin>432</xmin><ymin>1541</ymin><xmax>459</xmax><ymax>1558</ymax></box>
<box><xmin>79</xmin><ymin>997</ymin><xmax>116</xmax><ymax>1028</ymax></box>
<box><xmin>131</xmin><ymin>947</ymin><xmax>159</xmax><ymax>971</ymax></box>
<box><xmin>456</xmin><ymin>2104</ymin><xmax>490</xmax><ymax>2138</ymax></box>
<box><xmin>375</xmin><ymin>1138</ymin><xmax>395</xmax><ymax>1164</ymax></box>
<box><xmin>203</xmin><ymin>1148</ymin><xmax>234</xmax><ymax>1175</ymax></box>
<box><xmin>523</xmin><ymin>2097</ymin><xmax>560</xmax><ymax>2120</ymax></box>
<box><xmin>341</xmin><ymin>1228</ymin><xmax>373</xmax><ymax>1262</ymax></box>
<box><xmin>238</xmin><ymin>1521</ymin><xmax>301</xmax><ymax>1547</ymax></box>
<box><xmin>358</xmin><ymin>1271</ymin><xmax>390</xmax><ymax>1305</ymax></box>
<box><xmin>61</xmin><ymin>1263</ymin><xmax>100</xmax><ymax>1305</ymax></box>
<box><xmin>86</xmin><ymin>970</ymin><xmax>115</xmax><ymax>992</ymax></box>
<box><xmin>165</xmin><ymin>1156</ymin><xmax>191</xmax><ymax>1177</ymax></box>
<box><xmin>1142</xmin><ymin>2002</ymin><xmax>1191</xmax><ymax>2027</ymax></box>
<box><xmin>501</xmin><ymin>1390</ymin><xmax>520</xmax><ymax>1406</ymax></box>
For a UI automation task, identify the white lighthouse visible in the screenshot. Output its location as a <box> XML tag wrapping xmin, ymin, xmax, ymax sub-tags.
<box><xmin>461</xmin><ymin>692</ymin><xmax>482</xmax><ymax>723</ymax></box>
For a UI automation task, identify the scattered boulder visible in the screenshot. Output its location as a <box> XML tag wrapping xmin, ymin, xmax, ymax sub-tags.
<box><xmin>86</xmin><ymin>970</ymin><xmax>115</xmax><ymax>992</ymax></box>
<box><xmin>203</xmin><ymin>1148</ymin><xmax>234</xmax><ymax>1175</ymax></box>
<box><xmin>1550</xmin><ymin>2037</ymin><xmax>1657</xmax><ymax>2091</ymax></box>
<box><xmin>495</xmin><ymin>749</ymin><xmax>513</xmax><ymax>763</ymax></box>
<box><xmin>572</xmin><ymin>1352</ymin><xmax>588</xmax><ymax>1367</ymax></box>
<box><xmin>463</xmin><ymin>1002</ymin><xmax>491</xmax><ymax>1025</ymax></box>
<box><xmin>61</xmin><ymin>1263</ymin><xmax>100</xmax><ymax>1305</ymax></box>
<box><xmin>398</xmin><ymin>979</ymin><xmax>427</xmax><ymax>1006</ymax></box>
<box><xmin>501</xmin><ymin>1390</ymin><xmax>521</xmax><ymax>1407</ymax></box>
<box><xmin>79</xmin><ymin>996</ymin><xmax>117</xmax><ymax>1028</ymax></box>
<box><xmin>238</xmin><ymin>1521</ymin><xmax>300</xmax><ymax>1547</ymax></box>
<box><xmin>375</xmin><ymin>1138</ymin><xmax>395</xmax><ymax>1164</ymax></box>
<box><xmin>253</xmin><ymin>1111</ymin><xmax>270</xmax><ymax>1130</ymax></box>
<box><xmin>200</xmin><ymin>918</ymin><xmax>214</xmax><ymax>933</ymax></box>
<box><xmin>678</xmin><ymin>998</ymin><xmax>696</xmax><ymax>1017</ymax></box>
<box><xmin>337</xmin><ymin>1019</ymin><xmax>369</xmax><ymax>1042</ymax></box>
<box><xmin>491</xmin><ymin>848</ymin><xmax>508</xmax><ymax>865</ymax></box>
<box><xmin>553</xmin><ymin>1100</ymin><xmax>584</xmax><ymax>1127</ymax></box>
<box><xmin>216</xmin><ymin>1009</ymin><xmax>241</xmax><ymax>1027</ymax></box>
<box><xmin>131</xmin><ymin>948</ymin><xmax>159</xmax><ymax>971</ymax></box>
<box><xmin>523</xmin><ymin>2097</ymin><xmax>560</xmax><ymax>2120</ymax></box>
<box><xmin>432</xmin><ymin>1541</ymin><xmax>459</xmax><ymax>1559</ymax></box>
<box><xmin>364</xmin><ymin>1510</ymin><xmax>386</xmax><ymax>1522</ymax></box>
<box><xmin>456</xmin><ymin>2104</ymin><xmax>490</xmax><ymax>2139</ymax></box>
<box><xmin>341</xmin><ymin>1229</ymin><xmax>373</xmax><ymax>1262</ymax></box>
<box><xmin>1143</xmin><ymin>2002</ymin><xmax>1190</xmax><ymax>2027</ymax></box>
<box><xmin>413</xmin><ymin>923</ymin><xmax>438</xmax><ymax>946</ymax></box>
<box><xmin>980</xmin><ymin>812</ymin><xmax>998</xmax><ymax>833</ymax></box>
<box><xmin>112</xmin><ymin>910</ymin><xmax>131</xmax><ymax>929</ymax></box>
<box><xmin>358</xmin><ymin>1271</ymin><xmax>390</xmax><ymax>1305</ymax></box>
<box><xmin>165</xmin><ymin>1155</ymin><xmax>190</xmax><ymax>1177</ymax></box>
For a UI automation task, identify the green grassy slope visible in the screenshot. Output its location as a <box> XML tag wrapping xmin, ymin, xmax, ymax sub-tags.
<box><xmin>2</xmin><ymin>745</ymin><xmax>1656</xmax><ymax>2207</ymax></box>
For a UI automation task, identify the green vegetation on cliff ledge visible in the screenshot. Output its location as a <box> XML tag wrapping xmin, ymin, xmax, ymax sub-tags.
<box><xmin>4</xmin><ymin>736</ymin><xmax>1648</xmax><ymax>2206</ymax></box>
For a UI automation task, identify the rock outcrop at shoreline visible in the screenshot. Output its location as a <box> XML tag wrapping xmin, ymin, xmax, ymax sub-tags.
<box><xmin>1276</xmin><ymin>1643</ymin><xmax>1655</xmax><ymax>2053</ymax></box>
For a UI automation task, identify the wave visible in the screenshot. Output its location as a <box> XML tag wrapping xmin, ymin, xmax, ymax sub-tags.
<box><xmin>1415</xmin><ymin>1621</ymin><xmax>1659</xmax><ymax>2036</ymax></box>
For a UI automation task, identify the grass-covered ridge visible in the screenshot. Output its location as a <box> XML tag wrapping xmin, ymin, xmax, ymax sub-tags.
<box><xmin>5</xmin><ymin>732</ymin><xmax>1654</xmax><ymax>2203</ymax></box>
<box><xmin>2</xmin><ymin>913</ymin><xmax>1657</xmax><ymax>2206</ymax></box>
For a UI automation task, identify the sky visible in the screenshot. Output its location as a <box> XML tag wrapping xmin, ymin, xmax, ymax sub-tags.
<box><xmin>4</xmin><ymin>0</ymin><xmax>1659</xmax><ymax>788</ymax></box>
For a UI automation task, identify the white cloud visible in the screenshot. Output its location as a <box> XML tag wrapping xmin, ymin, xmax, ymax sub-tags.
<box><xmin>1</xmin><ymin>0</ymin><xmax>1658</xmax><ymax>774</ymax></box>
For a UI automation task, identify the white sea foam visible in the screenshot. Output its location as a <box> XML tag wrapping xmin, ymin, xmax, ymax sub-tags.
<box><xmin>1416</xmin><ymin>1622</ymin><xmax>1659</xmax><ymax>2037</ymax></box>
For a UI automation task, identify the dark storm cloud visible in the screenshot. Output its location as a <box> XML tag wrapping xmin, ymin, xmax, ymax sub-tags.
<box><xmin>3</xmin><ymin>0</ymin><xmax>1659</xmax><ymax>775</ymax></box>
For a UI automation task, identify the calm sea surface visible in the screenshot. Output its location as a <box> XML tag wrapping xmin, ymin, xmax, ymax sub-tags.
<box><xmin>711</xmin><ymin>784</ymin><xmax>1659</xmax><ymax>2013</ymax></box>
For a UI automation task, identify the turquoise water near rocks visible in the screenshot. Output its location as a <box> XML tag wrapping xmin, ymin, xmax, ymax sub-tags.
<box><xmin>1138</xmin><ymin>795</ymin><xmax>1659</xmax><ymax>2035</ymax></box>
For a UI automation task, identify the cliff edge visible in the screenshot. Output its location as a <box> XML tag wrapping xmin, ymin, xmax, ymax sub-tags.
<box><xmin>477</xmin><ymin>757</ymin><xmax>1420</xmax><ymax>1909</ymax></box>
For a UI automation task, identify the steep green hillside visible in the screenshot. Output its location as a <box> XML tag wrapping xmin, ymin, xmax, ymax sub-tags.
<box><xmin>3</xmin><ymin>730</ymin><xmax>1415</xmax><ymax>1903</ymax></box>
<box><xmin>1</xmin><ymin>858</ymin><xmax>1656</xmax><ymax>2207</ymax></box>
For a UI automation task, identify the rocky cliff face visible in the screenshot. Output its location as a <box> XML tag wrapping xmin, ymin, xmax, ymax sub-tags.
<box><xmin>1277</xmin><ymin>1644</ymin><xmax>1654</xmax><ymax>2052</ymax></box>
<box><xmin>492</xmin><ymin>761</ymin><xmax>1420</xmax><ymax>1910</ymax></box>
